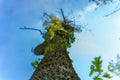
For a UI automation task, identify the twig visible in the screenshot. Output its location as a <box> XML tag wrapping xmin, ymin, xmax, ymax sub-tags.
<box><xmin>79</xmin><ymin>24</ymin><xmax>94</xmax><ymax>36</ymax></box>
<box><xmin>60</xmin><ymin>8</ymin><xmax>66</xmax><ymax>24</ymax></box>
<box><xmin>79</xmin><ymin>24</ymin><xmax>90</xmax><ymax>31</ymax></box>
<box><xmin>105</xmin><ymin>7</ymin><xmax>120</xmax><ymax>17</ymax></box>
<box><xmin>20</xmin><ymin>27</ymin><xmax>43</xmax><ymax>35</ymax></box>
<box><xmin>95</xmin><ymin>72</ymin><xmax>101</xmax><ymax>80</ymax></box>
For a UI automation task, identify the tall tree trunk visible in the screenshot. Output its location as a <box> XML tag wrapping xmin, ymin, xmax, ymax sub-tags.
<box><xmin>30</xmin><ymin>13</ymin><xmax>80</xmax><ymax>80</ymax></box>
<box><xmin>30</xmin><ymin>48</ymin><xmax>80</xmax><ymax>80</ymax></box>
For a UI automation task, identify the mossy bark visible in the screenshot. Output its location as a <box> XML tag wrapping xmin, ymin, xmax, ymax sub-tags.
<box><xmin>30</xmin><ymin>48</ymin><xmax>80</xmax><ymax>80</ymax></box>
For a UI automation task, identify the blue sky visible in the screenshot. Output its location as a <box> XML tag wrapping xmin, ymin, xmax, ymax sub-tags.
<box><xmin>1</xmin><ymin>0</ymin><xmax>120</xmax><ymax>80</ymax></box>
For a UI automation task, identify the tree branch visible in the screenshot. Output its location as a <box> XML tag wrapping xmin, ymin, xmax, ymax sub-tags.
<box><xmin>105</xmin><ymin>7</ymin><xmax>120</xmax><ymax>17</ymax></box>
<box><xmin>20</xmin><ymin>27</ymin><xmax>43</xmax><ymax>35</ymax></box>
<box><xmin>95</xmin><ymin>72</ymin><xmax>101</xmax><ymax>80</ymax></box>
<box><xmin>60</xmin><ymin>8</ymin><xmax>66</xmax><ymax>24</ymax></box>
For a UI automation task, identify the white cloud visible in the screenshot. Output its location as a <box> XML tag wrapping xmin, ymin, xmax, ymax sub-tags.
<box><xmin>112</xmin><ymin>13</ymin><xmax>120</xmax><ymax>29</ymax></box>
<box><xmin>75</xmin><ymin>11</ymin><xmax>86</xmax><ymax>23</ymax></box>
<box><xmin>75</xmin><ymin>33</ymin><xmax>98</xmax><ymax>50</ymax></box>
<box><xmin>68</xmin><ymin>33</ymin><xmax>100</xmax><ymax>56</ymax></box>
<box><xmin>110</xmin><ymin>73</ymin><xmax>120</xmax><ymax>80</ymax></box>
<box><xmin>85</xmin><ymin>3</ymin><xmax>98</xmax><ymax>13</ymax></box>
<box><xmin>74</xmin><ymin>3</ymin><xmax>99</xmax><ymax>23</ymax></box>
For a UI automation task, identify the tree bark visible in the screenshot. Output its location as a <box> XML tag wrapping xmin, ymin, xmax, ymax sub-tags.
<box><xmin>30</xmin><ymin>48</ymin><xmax>80</xmax><ymax>80</ymax></box>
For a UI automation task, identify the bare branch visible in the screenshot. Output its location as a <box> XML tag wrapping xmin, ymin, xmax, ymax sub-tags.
<box><xmin>60</xmin><ymin>8</ymin><xmax>66</xmax><ymax>24</ymax></box>
<box><xmin>20</xmin><ymin>27</ymin><xmax>44</xmax><ymax>35</ymax></box>
<box><xmin>79</xmin><ymin>24</ymin><xmax>94</xmax><ymax>35</ymax></box>
<box><xmin>95</xmin><ymin>72</ymin><xmax>102</xmax><ymax>80</ymax></box>
<box><xmin>105</xmin><ymin>7</ymin><xmax>120</xmax><ymax>17</ymax></box>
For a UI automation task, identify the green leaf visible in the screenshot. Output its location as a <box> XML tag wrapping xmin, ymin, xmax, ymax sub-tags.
<box><xmin>108</xmin><ymin>65</ymin><xmax>114</xmax><ymax>72</ymax></box>
<box><xmin>89</xmin><ymin>70</ymin><xmax>94</xmax><ymax>76</ymax></box>
<box><xmin>103</xmin><ymin>72</ymin><xmax>112</xmax><ymax>79</ymax></box>
<box><xmin>91</xmin><ymin>65</ymin><xmax>95</xmax><ymax>70</ymax></box>
<box><xmin>93</xmin><ymin>76</ymin><xmax>103</xmax><ymax>80</ymax></box>
<box><xmin>117</xmin><ymin>64</ymin><xmax>120</xmax><ymax>71</ymax></box>
<box><xmin>31</xmin><ymin>58</ymin><xmax>41</xmax><ymax>69</ymax></box>
<box><xmin>31</xmin><ymin>61</ymin><xmax>39</xmax><ymax>68</ymax></box>
<box><xmin>89</xmin><ymin>56</ymin><xmax>105</xmax><ymax>79</ymax></box>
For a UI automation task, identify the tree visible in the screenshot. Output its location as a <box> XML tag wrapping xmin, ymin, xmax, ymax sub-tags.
<box><xmin>90</xmin><ymin>0</ymin><xmax>120</xmax><ymax>16</ymax></box>
<box><xmin>89</xmin><ymin>0</ymin><xmax>113</xmax><ymax>5</ymax></box>
<box><xmin>29</xmin><ymin>9</ymin><xmax>81</xmax><ymax>80</ymax></box>
<box><xmin>109</xmin><ymin>54</ymin><xmax>120</xmax><ymax>77</ymax></box>
<box><xmin>20</xmin><ymin>0</ymin><xmax>118</xmax><ymax>79</ymax></box>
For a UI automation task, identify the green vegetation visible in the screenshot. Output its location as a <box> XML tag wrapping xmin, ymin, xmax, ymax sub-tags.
<box><xmin>43</xmin><ymin>15</ymin><xmax>78</xmax><ymax>48</ymax></box>
<box><xmin>44</xmin><ymin>43</ymin><xmax>56</xmax><ymax>55</ymax></box>
<box><xmin>31</xmin><ymin>58</ymin><xmax>41</xmax><ymax>69</ymax></box>
<box><xmin>108</xmin><ymin>54</ymin><xmax>120</xmax><ymax>77</ymax></box>
<box><xmin>31</xmin><ymin>14</ymin><xmax>82</xmax><ymax>68</ymax></box>
<box><xmin>19</xmin><ymin>0</ymin><xmax>120</xmax><ymax>79</ymax></box>
<box><xmin>89</xmin><ymin>0</ymin><xmax>113</xmax><ymax>5</ymax></box>
<box><xmin>89</xmin><ymin>56</ymin><xmax>113</xmax><ymax>80</ymax></box>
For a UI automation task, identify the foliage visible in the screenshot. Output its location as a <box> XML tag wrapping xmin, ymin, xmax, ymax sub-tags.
<box><xmin>89</xmin><ymin>56</ymin><xmax>103</xmax><ymax>76</ymax></box>
<box><xmin>31</xmin><ymin>14</ymin><xmax>81</xmax><ymax>68</ymax></box>
<box><xmin>109</xmin><ymin>54</ymin><xmax>120</xmax><ymax>77</ymax></box>
<box><xmin>31</xmin><ymin>12</ymin><xmax>82</xmax><ymax>68</ymax></box>
<box><xmin>108</xmin><ymin>65</ymin><xmax>114</xmax><ymax>73</ymax></box>
<box><xmin>103</xmin><ymin>72</ymin><xmax>112</xmax><ymax>79</ymax></box>
<box><xmin>42</xmin><ymin>14</ymin><xmax>81</xmax><ymax>50</ymax></box>
<box><xmin>89</xmin><ymin>56</ymin><xmax>113</xmax><ymax>80</ymax></box>
<box><xmin>55</xmin><ymin>29</ymin><xmax>75</xmax><ymax>48</ymax></box>
<box><xmin>44</xmin><ymin>43</ymin><xmax>56</xmax><ymax>55</ymax></box>
<box><xmin>89</xmin><ymin>0</ymin><xmax>113</xmax><ymax>5</ymax></box>
<box><xmin>31</xmin><ymin>58</ymin><xmax>41</xmax><ymax>69</ymax></box>
<box><xmin>43</xmin><ymin>15</ymin><xmax>64</xmax><ymax>40</ymax></box>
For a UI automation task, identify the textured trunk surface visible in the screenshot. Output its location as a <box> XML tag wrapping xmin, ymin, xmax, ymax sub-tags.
<box><xmin>30</xmin><ymin>48</ymin><xmax>80</xmax><ymax>80</ymax></box>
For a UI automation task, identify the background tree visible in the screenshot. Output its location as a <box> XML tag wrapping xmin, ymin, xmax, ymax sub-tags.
<box><xmin>109</xmin><ymin>54</ymin><xmax>120</xmax><ymax>77</ymax></box>
<box><xmin>90</xmin><ymin>0</ymin><xmax>120</xmax><ymax>16</ymax></box>
<box><xmin>89</xmin><ymin>56</ymin><xmax>113</xmax><ymax>80</ymax></box>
